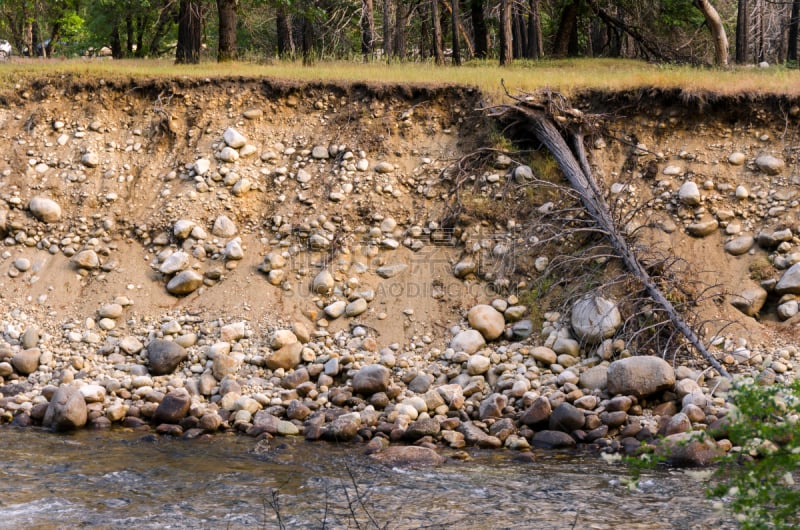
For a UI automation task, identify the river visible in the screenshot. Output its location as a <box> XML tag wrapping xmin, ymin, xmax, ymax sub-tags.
<box><xmin>1</xmin><ymin>427</ymin><xmax>735</xmax><ymax>529</ymax></box>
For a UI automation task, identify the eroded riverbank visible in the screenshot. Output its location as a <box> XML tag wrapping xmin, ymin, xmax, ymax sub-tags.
<box><xmin>0</xmin><ymin>77</ymin><xmax>799</xmax><ymax>468</ymax></box>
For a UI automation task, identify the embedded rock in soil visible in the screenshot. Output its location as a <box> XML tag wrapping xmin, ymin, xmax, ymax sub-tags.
<box><xmin>28</xmin><ymin>197</ymin><xmax>62</xmax><ymax>223</ymax></box>
<box><xmin>731</xmin><ymin>285</ymin><xmax>768</xmax><ymax>317</ymax></box>
<box><xmin>571</xmin><ymin>295</ymin><xmax>622</xmax><ymax>344</ymax></box>
<box><xmin>166</xmin><ymin>270</ymin><xmax>203</xmax><ymax>296</ymax></box>
<box><xmin>755</xmin><ymin>154</ymin><xmax>785</xmax><ymax>175</ymax></box>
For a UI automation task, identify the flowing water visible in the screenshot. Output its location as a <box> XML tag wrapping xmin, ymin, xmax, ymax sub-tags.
<box><xmin>0</xmin><ymin>427</ymin><xmax>735</xmax><ymax>529</ymax></box>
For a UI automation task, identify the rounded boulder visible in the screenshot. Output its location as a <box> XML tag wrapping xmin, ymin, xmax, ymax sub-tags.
<box><xmin>468</xmin><ymin>304</ymin><xmax>505</xmax><ymax>340</ymax></box>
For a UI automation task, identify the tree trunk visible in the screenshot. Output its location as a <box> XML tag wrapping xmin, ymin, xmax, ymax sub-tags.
<box><xmin>361</xmin><ymin>0</ymin><xmax>375</xmax><ymax>61</ymax></box>
<box><xmin>176</xmin><ymin>0</ymin><xmax>202</xmax><ymax>64</ymax></box>
<box><xmin>553</xmin><ymin>0</ymin><xmax>580</xmax><ymax>58</ymax></box>
<box><xmin>499</xmin><ymin>0</ymin><xmax>513</xmax><ymax>65</ymax></box>
<box><xmin>432</xmin><ymin>0</ymin><xmax>444</xmax><ymax>64</ymax></box>
<box><xmin>301</xmin><ymin>16</ymin><xmax>314</xmax><ymax>65</ymax></box>
<box><xmin>526</xmin><ymin>0</ymin><xmax>543</xmax><ymax>59</ymax></box>
<box><xmin>135</xmin><ymin>15</ymin><xmax>146</xmax><ymax>57</ymax></box>
<box><xmin>735</xmin><ymin>0</ymin><xmax>749</xmax><ymax>64</ymax></box>
<box><xmin>383</xmin><ymin>0</ymin><xmax>393</xmax><ymax>60</ymax></box>
<box><xmin>789</xmin><ymin>0</ymin><xmax>800</xmax><ymax>63</ymax></box>
<box><xmin>513</xmin><ymin>9</ymin><xmax>525</xmax><ymax>59</ymax></box>
<box><xmin>394</xmin><ymin>0</ymin><xmax>407</xmax><ymax>59</ymax></box>
<box><xmin>126</xmin><ymin>13</ymin><xmax>134</xmax><ymax>55</ymax></box>
<box><xmin>111</xmin><ymin>22</ymin><xmax>123</xmax><ymax>59</ymax></box>
<box><xmin>692</xmin><ymin>0</ymin><xmax>729</xmax><ymax>67</ymax></box>
<box><xmin>471</xmin><ymin>0</ymin><xmax>488</xmax><ymax>59</ymax></box>
<box><xmin>452</xmin><ymin>0</ymin><xmax>461</xmax><ymax>65</ymax></box>
<box><xmin>276</xmin><ymin>7</ymin><xmax>294</xmax><ymax>58</ymax></box>
<box><xmin>217</xmin><ymin>0</ymin><xmax>238</xmax><ymax>62</ymax></box>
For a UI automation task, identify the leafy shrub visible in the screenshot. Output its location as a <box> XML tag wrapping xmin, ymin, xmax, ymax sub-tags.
<box><xmin>709</xmin><ymin>379</ymin><xmax>800</xmax><ymax>529</ymax></box>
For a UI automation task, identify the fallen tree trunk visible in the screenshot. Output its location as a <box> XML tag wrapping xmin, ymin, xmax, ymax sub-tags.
<box><xmin>494</xmin><ymin>101</ymin><xmax>731</xmax><ymax>378</ymax></box>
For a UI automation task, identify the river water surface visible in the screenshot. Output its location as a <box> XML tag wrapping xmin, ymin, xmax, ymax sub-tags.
<box><xmin>1</xmin><ymin>427</ymin><xmax>735</xmax><ymax>529</ymax></box>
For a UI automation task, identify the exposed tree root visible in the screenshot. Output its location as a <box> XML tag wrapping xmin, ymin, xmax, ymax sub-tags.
<box><xmin>490</xmin><ymin>92</ymin><xmax>731</xmax><ymax>378</ymax></box>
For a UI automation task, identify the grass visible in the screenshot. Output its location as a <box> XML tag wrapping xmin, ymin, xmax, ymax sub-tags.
<box><xmin>3</xmin><ymin>57</ymin><xmax>800</xmax><ymax>101</ymax></box>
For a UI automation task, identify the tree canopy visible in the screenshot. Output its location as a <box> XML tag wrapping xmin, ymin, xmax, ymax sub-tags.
<box><xmin>0</xmin><ymin>0</ymin><xmax>798</xmax><ymax>67</ymax></box>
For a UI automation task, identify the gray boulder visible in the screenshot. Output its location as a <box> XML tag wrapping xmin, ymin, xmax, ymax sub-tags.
<box><xmin>479</xmin><ymin>393</ymin><xmax>508</xmax><ymax>419</ymax></box>
<box><xmin>153</xmin><ymin>389</ymin><xmax>191</xmax><ymax>424</ymax></box>
<box><xmin>731</xmin><ymin>286</ymin><xmax>768</xmax><ymax>317</ymax></box>
<box><xmin>166</xmin><ymin>270</ymin><xmax>203</xmax><ymax>296</ymax></box>
<box><xmin>147</xmin><ymin>339</ymin><xmax>188</xmax><ymax>375</ymax></box>
<box><xmin>43</xmin><ymin>386</ymin><xmax>87</xmax><ymax>431</ymax></box>
<box><xmin>607</xmin><ymin>356</ymin><xmax>675</xmax><ymax>398</ymax></box>
<box><xmin>352</xmin><ymin>364</ymin><xmax>390</xmax><ymax>395</ymax></box>
<box><xmin>531</xmin><ymin>430</ymin><xmax>576</xmax><ymax>449</ymax></box>
<box><xmin>549</xmin><ymin>402</ymin><xmax>585</xmax><ymax>432</ymax></box>
<box><xmin>265</xmin><ymin>341</ymin><xmax>302</xmax><ymax>370</ymax></box>
<box><xmin>370</xmin><ymin>446</ymin><xmax>444</xmax><ymax>466</ymax></box>
<box><xmin>457</xmin><ymin>421</ymin><xmax>502</xmax><ymax>448</ymax></box>
<box><xmin>579</xmin><ymin>365</ymin><xmax>608</xmax><ymax>390</ymax></box>
<box><xmin>11</xmin><ymin>348</ymin><xmax>41</xmax><ymax>375</ymax></box>
<box><xmin>520</xmin><ymin>396</ymin><xmax>551</xmax><ymax>426</ymax></box>
<box><xmin>755</xmin><ymin>154</ymin><xmax>785</xmax><ymax>175</ymax></box>
<box><xmin>571</xmin><ymin>295</ymin><xmax>622</xmax><ymax>343</ymax></box>
<box><xmin>449</xmin><ymin>329</ymin><xmax>485</xmax><ymax>354</ymax></box>
<box><xmin>776</xmin><ymin>263</ymin><xmax>800</xmax><ymax>295</ymax></box>
<box><xmin>321</xmin><ymin>412</ymin><xmax>361</xmax><ymax>441</ymax></box>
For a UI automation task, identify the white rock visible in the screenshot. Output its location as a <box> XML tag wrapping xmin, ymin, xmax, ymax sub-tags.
<box><xmin>81</xmin><ymin>152</ymin><xmax>100</xmax><ymax>168</ymax></box>
<box><xmin>223</xmin><ymin>127</ymin><xmax>247</xmax><ymax>148</ymax></box>
<box><xmin>728</xmin><ymin>152</ymin><xmax>746</xmax><ymax>166</ymax></box>
<box><xmin>312</xmin><ymin>270</ymin><xmax>335</xmax><ymax>295</ymax></box>
<box><xmin>28</xmin><ymin>197</ymin><xmax>62</xmax><ymax>223</ymax></box>
<box><xmin>212</xmin><ymin>215</ymin><xmax>238</xmax><ymax>237</ymax></box>
<box><xmin>271</xmin><ymin>329</ymin><xmax>298</xmax><ymax>349</ymax></box>
<box><xmin>193</xmin><ymin>158</ymin><xmax>211</xmax><ymax>176</ymax></box>
<box><xmin>467</xmin><ymin>354</ymin><xmax>491</xmax><ymax>375</ymax></box>
<box><xmin>159</xmin><ymin>251</ymin><xmax>190</xmax><ymax>274</ymax></box>
<box><xmin>571</xmin><ymin>295</ymin><xmax>622</xmax><ymax>343</ymax></box>
<box><xmin>173</xmin><ymin>219</ymin><xmax>196</xmax><ymax>239</ymax></box>
<box><xmin>324</xmin><ymin>300</ymin><xmax>347</xmax><ymax>319</ymax></box>
<box><xmin>79</xmin><ymin>384</ymin><xmax>106</xmax><ymax>403</ymax></box>
<box><xmin>450</xmin><ymin>329</ymin><xmax>486</xmax><ymax>354</ymax></box>
<box><xmin>755</xmin><ymin>155</ymin><xmax>785</xmax><ymax>175</ymax></box>
<box><xmin>678</xmin><ymin>181</ymin><xmax>701</xmax><ymax>206</ymax></box>
<box><xmin>217</xmin><ymin>146</ymin><xmax>240</xmax><ymax>163</ymax></box>
<box><xmin>224</xmin><ymin>239</ymin><xmax>244</xmax><ymax>260</ymax></box>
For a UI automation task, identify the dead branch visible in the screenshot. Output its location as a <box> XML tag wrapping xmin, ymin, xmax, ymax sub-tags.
<box><xmin>492</xmin><ymin>97</ymin><xmax>731</xmax><ymax>378</ymax></box>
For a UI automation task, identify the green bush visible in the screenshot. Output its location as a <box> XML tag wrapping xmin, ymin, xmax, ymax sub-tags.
<box><xmin>709</xmin><ymin>379</ymin><xmax>800</xmax><ymax>529</ymax></box>
<box><xmin>626</xmin><ymin>378</ymin><xmax>800</xmax><ymax>529</ymax></box>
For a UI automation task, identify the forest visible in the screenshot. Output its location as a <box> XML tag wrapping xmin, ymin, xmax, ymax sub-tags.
<box><xmin>0</xmin><ymin>1</ymin><xmax>799</xmax><ymax>68</ymax></box>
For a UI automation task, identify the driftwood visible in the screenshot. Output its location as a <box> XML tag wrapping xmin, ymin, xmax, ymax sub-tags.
<box><xmin>491</xmin><ymin>96</ymin><xmax>731</xmax><ymax>378</ymax></box>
